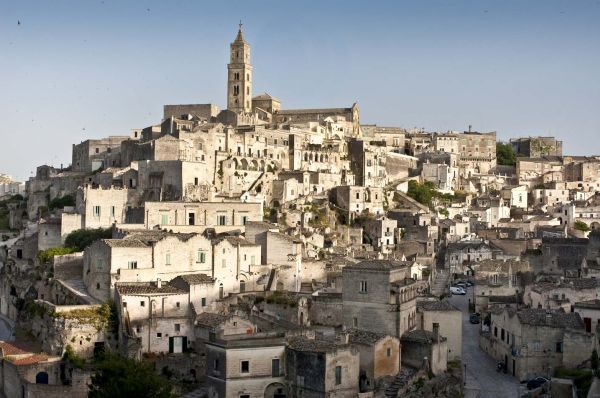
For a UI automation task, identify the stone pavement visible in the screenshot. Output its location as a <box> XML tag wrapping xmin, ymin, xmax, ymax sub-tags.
<box><xmin>449</xmin><ymin>291</ymin><xmax>525</xmax><ymax>398</ymax></box>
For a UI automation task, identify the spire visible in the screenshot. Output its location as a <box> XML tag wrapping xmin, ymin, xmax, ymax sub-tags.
<box><xmin>234</xmin><ymin>20</ymin><xmax>246</xmax><ymax>44</ymax></box>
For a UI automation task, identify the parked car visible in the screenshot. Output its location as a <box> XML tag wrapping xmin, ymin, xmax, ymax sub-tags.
<box><xmin>526</xmin><ymin>377</ymin><xmax>549</xmax><ymax>390</ymax></box>
<box><xmin>456</xmin><ymin>282</ymin><xmax>467</xmax><ymax>288</ymax></box>
<box><xmin>465</xmin><ymin>281</ymin><xmax>474</xmax><ymax>287</ymax></box>
<box><xmin>469</xmin><ymin>313</ymin><xmax>481</xmax><ymax>324</ymax></box>
<box><xmin>450</xmin><ymin>286</ymin><xmax>466</xmax><ymax>295</ymax></box>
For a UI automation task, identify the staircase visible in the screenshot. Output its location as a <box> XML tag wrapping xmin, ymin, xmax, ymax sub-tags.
<box><xmin>431</xmin><ymin>268</ymin><xmax>450</xmax><ymax>297</ymax></box>
<box><xmin>384</xmin><ymin>368</ymin><xmax>417</xmax><ymax>397</ymax></box>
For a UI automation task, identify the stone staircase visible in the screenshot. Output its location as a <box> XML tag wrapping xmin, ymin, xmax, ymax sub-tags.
<box><xmin>431</xmin><ymin>268</ymin><xmax>450</xmax><ymax>297</ymax></box>
<box><xmin>384</xmin><ymin>368</ymin><xmax>417</xmax><ymax>397</ymax></box>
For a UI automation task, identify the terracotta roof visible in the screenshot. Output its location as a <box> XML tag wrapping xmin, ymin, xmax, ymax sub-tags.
<box><xmin>116</xmin><ymin>282</ymin><xmax>185</xmax><ymax>295</ymax></box>
<box><xmin>11</xmin><ymin>354</ymin><xmax>48</xmax><ymax>366</ymax></box>
<box><xmin>0</xmin><ymin>341</ymin><xmax>29</xmax><ymax>356</ymax></box>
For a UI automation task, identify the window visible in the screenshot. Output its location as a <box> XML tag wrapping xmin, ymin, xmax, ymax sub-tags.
<box><xmin>93</xmin><ymin>206</ymin><xmax>101</xmax><ymax>217</ymax></box>
<box><xmin>156</xmin><ymin>333</ymin><xmax>162</xmax><ymax>338</ymax></box>
<box><xmin>335</xmin><ymin>366</ymin><xmax>342</xmax><ymax>385</ymax></box>
<box><xmin>218</xmin><ymin>215</ymin><xmax>227</xmax><ymax>225</ymax></box>
<box><xmin>271</xmin><ymin>358</ymin><xmax>280</xmax><ymax>377</ymax></box>
<box><xmin>214</xmin><ymin>359</ymin><xmax>219</xmax><ymax>370</ymax></box>
<box><xmin>140</xmin><ymin>301</ymin><xmax>145</xmax><ymax>307</ymax></box>
<box><xmin>110</xmin><ymin>206</ymin><xmax>116</xmax><ymax>218</ymax></box>
<box><xmin>197</xmin><ymin>250</ymin><xmax>206</xmax><ymax>263</ymax></box>
<box><xmin>201</xmin><ymin>297</ymin><xmax>206</xmax><ymax>307</ymax></box>
<box><xmin>160</xmin><ymin>213</ymin><xmax>169</xmax><ymax>225</ymax></box>
<box><xmin>123</xmin><ymin>302</ymin><xmax>127</xmax><ymax>308</ymax></box>
<box><xmin>128</xmin><ymin>261</ymin><xmax>137</xmax><ymax>269</ymax></box>
<box><xmin>96</xmin><ymin>283</ymin><xmax>100</xmax><ymax>290</ymax></box>
<box><xmin>194</xmin><ymin>177</ymin><xmax>198</xmax><ymax>186</ymax></box>
<box><xmin>250</xmin><ymin>255</ymin><xmax>255</xmax><ymax>265</ymax></box>
<box><xmin>359</xmin><ymin>281</ymin><xmax>368</xmax><ymax>293</ymax></box>
<box><xmin>556</xmin><ymin>342</ymin><xmax>563</xmax><ymax>353</ymax></box>
<box><xmin>222</xmin><ymin>259</ymin><xmax>226</xmax><ymax>268</ymax></box>
<box><xmin>240</xmin><ymin>360</ymin><xmax>249</xmax><ymax>373</ymax></box>
<box><xmin>241</xmin><ymin>215</ymin><xmax>248</xmax><ymax>225</ymax></box>
<box><xmin>176</xmin><ymin>302</ymin><xmax>180</xmax><ymax>308</ymax></box>
<box><xmin>353</xmin><ymin>317</ymin><xmax>358</xmax><ymax>327</ymax></box>
<box><xmin>240</xmin><ymin>280</ymin><xmax>246</xmax><ymax>293</ymax></box>
<box><xmin>165</xmin><ymin>252</ymin><xmax>171</xmax><ymax>265</ymax></box>
<box><xmin>387</xmin><ymin>347</ymin><xmax>391</xmax><ymax>357</ymax></box>
<box><xmin>188</xmin><ymin>212</ymin><xmax>195</xmax><ymax>225</ymax></box>
<box><xmin>175</xmin><ymin>324</ymin><xmax>180</xmax><ymax>332</ymax></box>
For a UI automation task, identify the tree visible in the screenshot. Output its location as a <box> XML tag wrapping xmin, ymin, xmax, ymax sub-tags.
<box><xmin>48</xmin><ymin>195</ymin><xmax>75</xmax><ymax>210</ymax></box>
<box><xmin>574</xmin><ymin>221</ymin><xmax>591</xmax><ymax>232</ymax></box>
<box><xmin>89</xmin><ymin>352</ymin><xmax>174</xmax><ymax>398</ymax></box>
<box><xmin>496</xmin><ymin>143</ymin><xmax>516</xmax><ymax>166</ymax></box>
<box><xmin>64</xmin><ymin>228</ymin><xmax>112</xmax><ymax>251</ymax></box>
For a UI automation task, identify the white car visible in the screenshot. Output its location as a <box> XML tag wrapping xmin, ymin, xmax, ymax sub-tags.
<box><xmin>450</xmin><ymin>286</ymin><xmax>466</xmax><ymax>295</ymax></box>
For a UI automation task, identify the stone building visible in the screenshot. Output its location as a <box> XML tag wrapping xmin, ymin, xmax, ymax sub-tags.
<box><xmin>0</xmin><ymin>341</ymin><xmax>90</xmax><ymax>398</ymax></box>
<box><xmin>142</xmin><ymin>200</ymin><xmax>262</xmax><ymax>231</ymax></box>
<box><xmin>510</xmin><ymin>137</ymin><xmax>563</xmax><ymax>158</ymax></box>
<box><xmin>71</xmin><ymin>136</ymin><xmax>130</xmax><ymax>172</ymax></box>
<box><xmin>347</xmin><ymin>329</ymin><xmax>400</xmax><ymax>392</ymax></box>
<box><xmin>400</xmin><ymin>324</ymin><xmax>448</xmax><ymax>376</ymax></box>
<box><xmin>524</xmin><ymin>278</ymin><xmax>600</xmax><ymax>311</ymax></box>
<box><xmin>416</xmin><ymin>300</ymin><xmax>462</xmax><ymax>360</ymax></box>
<box><xmin>342</xmin><ymin>260</ymin><xmax>417</xmax><ymax>337</ymax></box>
<box><xmin>116</xmin><ymin>281</ymin><xmax>193</xmax><ymax>355</ymax></box>
<box><xmin>444</xmin><ymin>240</ymin><xmax>496</xmax><ymax>274</ymax></box>
<box><xmin>205</xmin><ymin>333</ymin><xmax>287</xmax><ymax>398</ymax></box>
<box><xmin>285</xmin><ymin>337</ymin><xmax>360</xmax><ymax>398</ymax></box>
<box><xmin>482</xmin><ymin>307</ymin><xmax>593</xmax><ymax>381</ymax></box>
<box><xmin>573</xmin><ymin>299</ymin><xmax>600</xmax><ymax>333</ymax></box>
<box><xmin>330</xmin><ymin>185</ymin><xmax>385</xmax><ymax>222</ymax></box>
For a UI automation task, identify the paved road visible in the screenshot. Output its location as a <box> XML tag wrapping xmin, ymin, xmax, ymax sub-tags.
<box><xmin>448</xmin><ymin>290</ymin><xmax>524</xmax><ymax>398</ymax></box>
<box><xmin>0</xmin><ymin>316</ymin><xmax>14</xmax><ymax>341</ymax></box>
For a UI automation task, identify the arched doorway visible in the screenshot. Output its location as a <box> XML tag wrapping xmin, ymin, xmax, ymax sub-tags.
<box><xmin>265</xmin><ymin>382</ymin><xmax>287</xmax><ymax>398</ymax></box>
<box><xmin>36</xmin><ymin>371</ymin><xmax>49</xmax><ymax>384</ymax></box>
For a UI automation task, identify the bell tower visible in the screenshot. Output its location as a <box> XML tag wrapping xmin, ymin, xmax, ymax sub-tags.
<box><xmin>227</xmin><ymin>22</ymin><xmax>252</xmax><ymax>113</ymax></box>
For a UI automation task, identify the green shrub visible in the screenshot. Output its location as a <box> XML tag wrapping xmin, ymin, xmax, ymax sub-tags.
<box><xmin>63</xmin><ymin>344</ymin><xmax>86</xmax><ymax>368</ymax></box>
<box><xmin>64</xmin><ymin>228</ymin><xmax>112</xmax><ymax>251</ymax></box>
<box><xmin>574</xmin><ymin>221</ymin><xmax>591</xmax><ymax>232</ymax></box>
<box><xmin>48</xmin><ymin>195</ymin><xmax>75</xmax><ymax>210</ymax></box>
<box><xmin>37</xmin><ymin>246</ymin><xmax>77</xmax><ymax>263</ymax></box>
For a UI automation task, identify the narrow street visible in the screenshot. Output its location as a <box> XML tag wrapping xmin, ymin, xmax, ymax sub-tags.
<box><xmin>448</xmin><ymin>290</ymin><xmax>524</xmax><ymax>398</ymax></box>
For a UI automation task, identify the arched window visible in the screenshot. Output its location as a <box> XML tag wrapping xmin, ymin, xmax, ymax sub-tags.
<box><xmin>240</xmin><ymin>280</ymin><xmax>246</xmax><ymax>293</ymax></box>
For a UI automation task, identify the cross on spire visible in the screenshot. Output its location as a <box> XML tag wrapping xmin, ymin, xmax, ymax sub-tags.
<box><xmin>239</xmin><ymin>20</ymin><xmax>243</xmax><ymax>31</ymax></box>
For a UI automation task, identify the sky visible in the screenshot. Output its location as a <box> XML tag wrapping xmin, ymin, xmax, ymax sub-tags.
<box><xmin>1</xmin><ymin>0</ymin><xmax>599</xmax><ymax>181</ymax></box>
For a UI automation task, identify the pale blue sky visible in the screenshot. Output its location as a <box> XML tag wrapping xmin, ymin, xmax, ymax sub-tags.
<box><xmin>1</xmin><ymin>0</ymin><xmax>599</xmax><ymax>180</ymax></box>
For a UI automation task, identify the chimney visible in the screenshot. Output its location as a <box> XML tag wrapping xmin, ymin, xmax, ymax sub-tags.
<box><xmin>157</xmin><ymin>278</ymin><xmax>162</xmax><ymax>289</ymax></box>
<box><xmin>432</xmin><ymin>322</ymin><xmax>440</xmax><ymax>342</ymax></box>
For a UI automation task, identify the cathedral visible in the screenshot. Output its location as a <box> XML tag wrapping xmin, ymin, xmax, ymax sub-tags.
<box><xmin>164</xmin><ymin>24</ymin><xmax>361</xmax><ymax>137</ymax></box>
